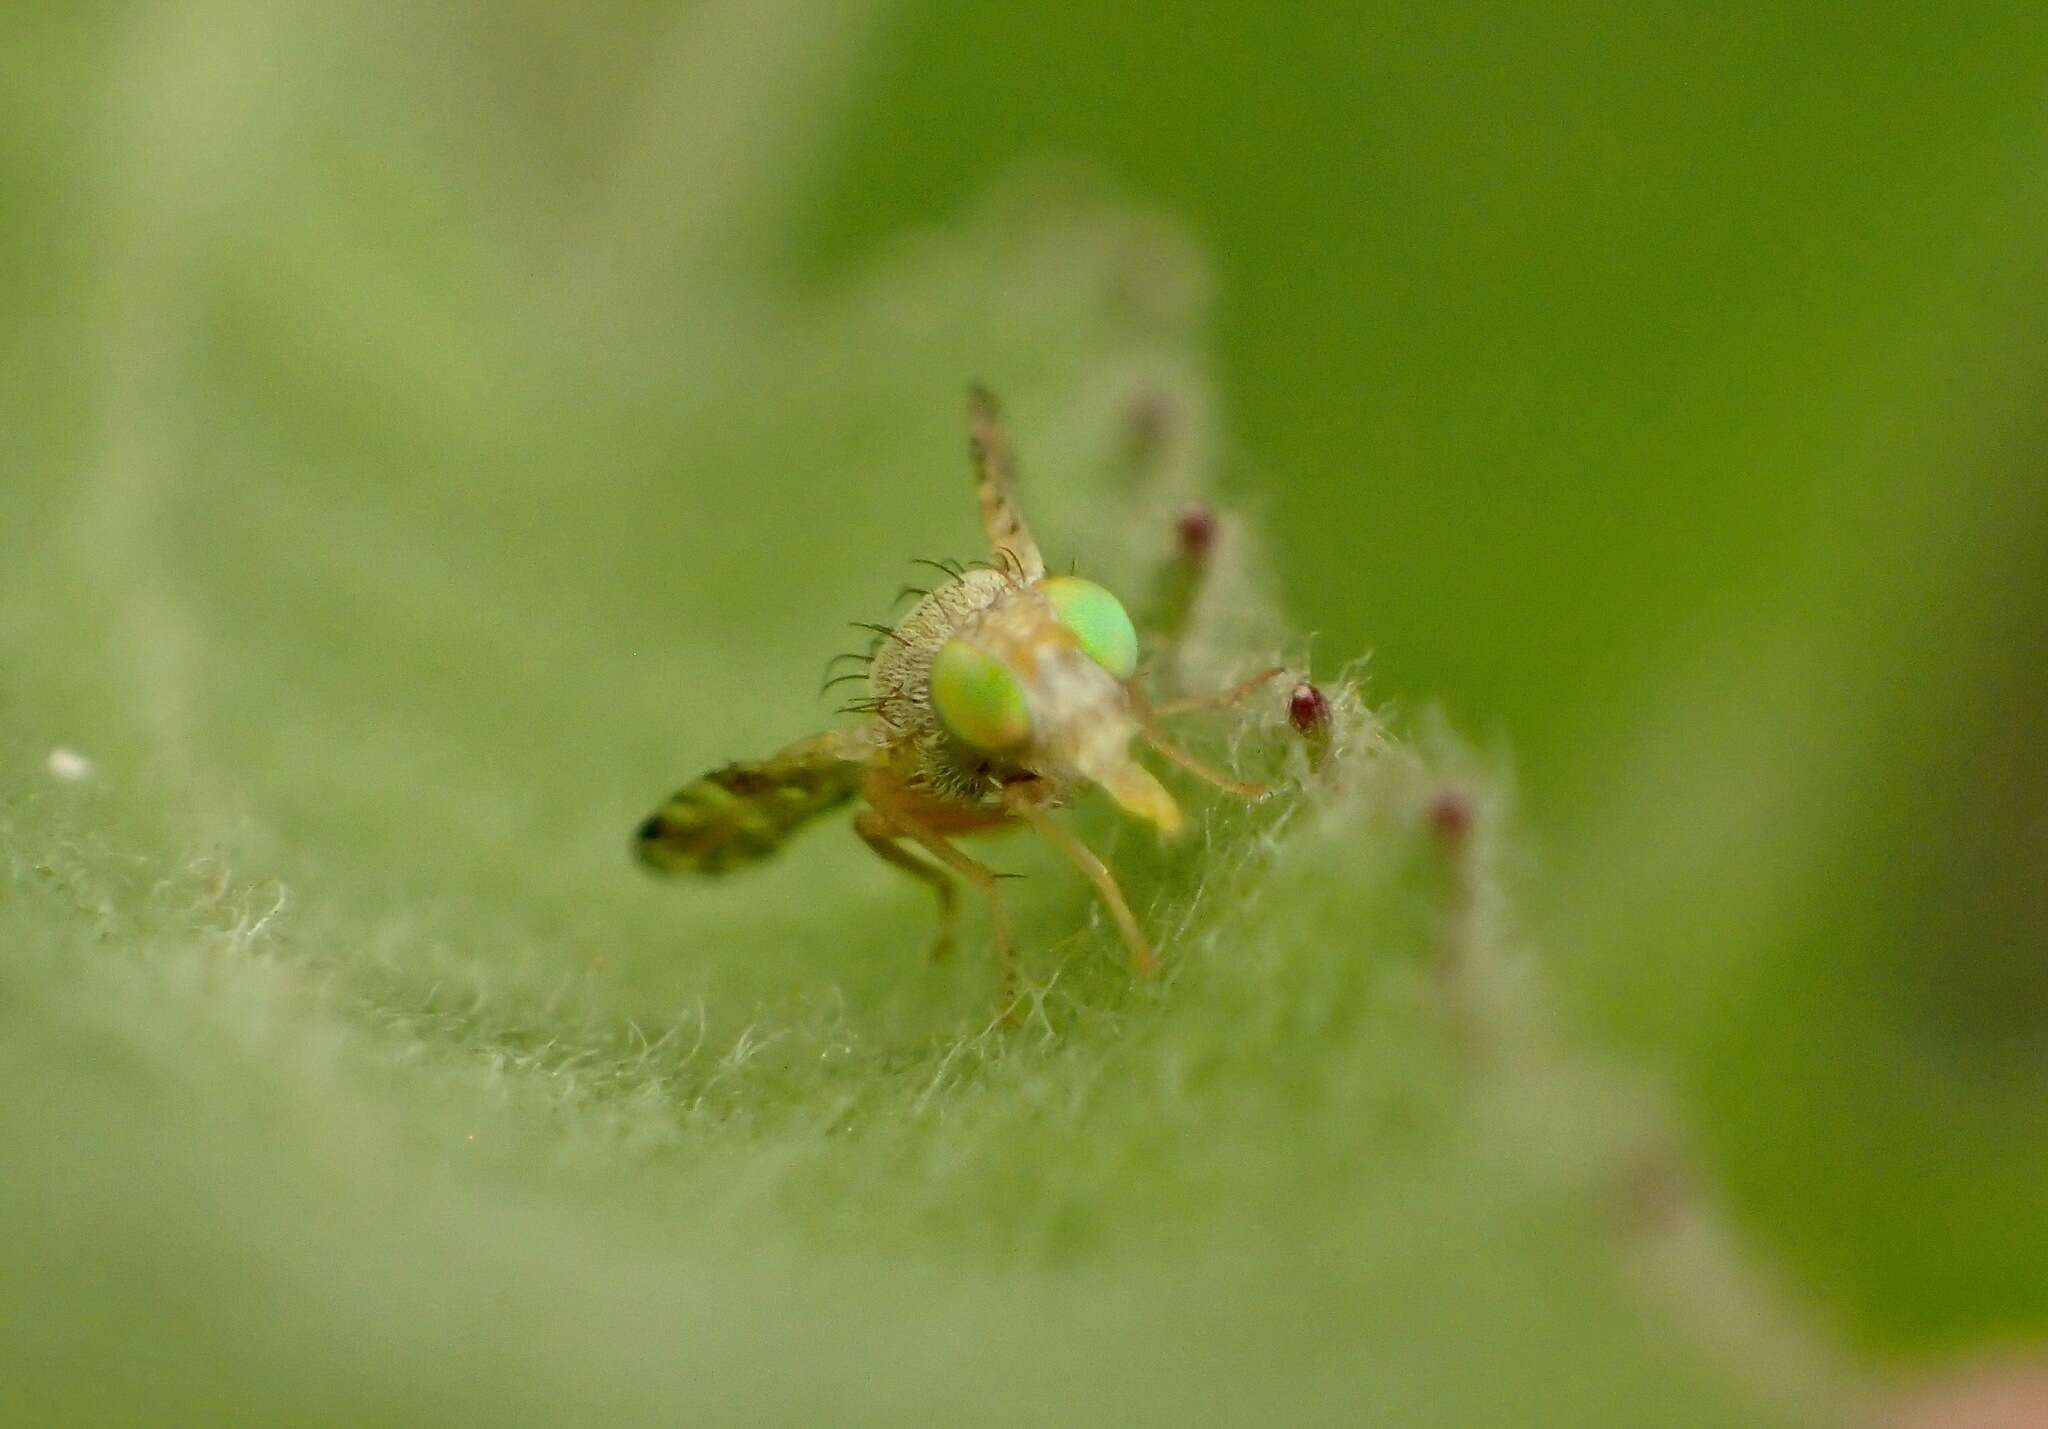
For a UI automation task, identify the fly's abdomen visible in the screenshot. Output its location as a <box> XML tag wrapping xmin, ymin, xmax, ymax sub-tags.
<box><xmin>635</xmin><ymin>732</ymin><xmax>861</xmax><ymax>876</ymax></box>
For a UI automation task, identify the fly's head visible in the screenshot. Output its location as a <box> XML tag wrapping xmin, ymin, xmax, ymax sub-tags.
<box><xmin>926</xmin><ymin>574</ymin><xmax>1182</xmax><ymax>835</ymax></box>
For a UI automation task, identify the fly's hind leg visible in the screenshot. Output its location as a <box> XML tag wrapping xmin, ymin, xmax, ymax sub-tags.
<box><xmin>862</xmin><ymin>776</ymin><xmax>1017</xmax><ymax>999</ymax></box>
<box><xmin>855</xmin><ymin>810</ymin><xmax>959</xmax><ymax>961</ymax></box>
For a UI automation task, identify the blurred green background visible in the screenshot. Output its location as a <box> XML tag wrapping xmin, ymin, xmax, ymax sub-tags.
<box><xmin>822</xmin><ymin>2</ymin><xmax>2048</xmax><ymax>1354</ymax></box>
<box><xmin>4</xmin><ymin>2</ymin><xmax>2045</xmax><ymax>1423</ymax></box>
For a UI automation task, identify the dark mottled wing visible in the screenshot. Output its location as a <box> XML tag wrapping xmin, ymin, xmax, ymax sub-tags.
<box><xmin>966</xmin><ymin>385</ymin><xmax>1045</xmax><ymax>581</ymax></box>
<box><xmin>635</xmin><ymin>731</ymin><xmax>863</xmax><ymax>875</ymax></box>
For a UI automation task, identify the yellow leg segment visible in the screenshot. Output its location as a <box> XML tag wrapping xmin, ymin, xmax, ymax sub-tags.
<box><xmin>863</xmin><ymin>788</ymin><xmax>1015</xmax><ymax>994</ymax></box>
<box><xmin>1146</xmin><ymin>666</ymin><xmax>1285</xmax><ymax>718</ymax></box>
<box><xmin>855</xmin><ymin>810</ymin><xmax>959</xmax><ymax>961</ymax></box>
<box><xmin>1004</xmin><ymin>790</ymin><xmax>1157</xmax><ymax>976</ymax></box>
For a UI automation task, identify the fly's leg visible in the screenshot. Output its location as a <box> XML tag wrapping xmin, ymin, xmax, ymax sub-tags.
<box><xmin>1143</xmin><ymin>728</ymin><xmax>1270</xmax><ymax>800</ymax></box>
<box><xmin>855</xmin><ymin>810</ymin><xmax>958</xmax><ymax>961</ymax></box>
<box><xmin>1003</xmin><ymin>787</ymin><xmax>1156</xmax><ymax>976</ymax></box>
<box><xmin>1147</xmin><ymin>666</ymin><xmax>1285</xmax><ymax>719</ymax></box>
<box><xmin>1128</xmin><ymin>669</ymin><xmax>1286</xmax><ymax>801</ymax></box>
<box><xmin>863</xmin><ymin>779</ymin><xmax>1017</xmax><ymax>997</ymax></box>
<box><xmin>966</xmin><ymin>385</ymin><xmax>1045</xmax><ymax>580</ymax></box>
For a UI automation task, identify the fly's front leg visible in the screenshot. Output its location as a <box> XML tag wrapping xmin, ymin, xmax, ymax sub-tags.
<box><xmin>863</xmin><ymin>774</ymin><xmax>1017</xmax><ymax>996</ymax></box>
<box><xmin>1002</xmin><ymin>786</ymin><xmax>1156</xmax><ymax>976</ymax></box>
<box><xmin>1128</xmin><ymin>670</ymin><xmax>1286</xmax><ymax>801</ymax></box>
<box><xmin>855</xmin><ymin>810</ymin><xmax>958</xmax><ymax>961</ymax></box>
<box><xmin>1146</xmin><ymin>666</ymin><xmax>1285</xmax><ymax>720</ymax></box>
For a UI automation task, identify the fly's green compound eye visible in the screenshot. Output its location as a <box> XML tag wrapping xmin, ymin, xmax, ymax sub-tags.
<box><xmin>930</xmin><ymin>638</ymin><xmax>1032</xmax><ymax>752</ymax></box>
<box><xmin>1042</xmin><ymin>576</ymin><xmax>1138</xmax><ymax>681</ymax></box>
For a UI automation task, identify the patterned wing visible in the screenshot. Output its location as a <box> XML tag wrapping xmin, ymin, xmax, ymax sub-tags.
<box><xmin>635</xmin><ymin>731</ymin><xmax>863</xmax><ymax>876</ymax></box>
<box><xmin>966</xmin><ymin>385</ymin><xmax>1046</xmax><ymax>580</ymax></box>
